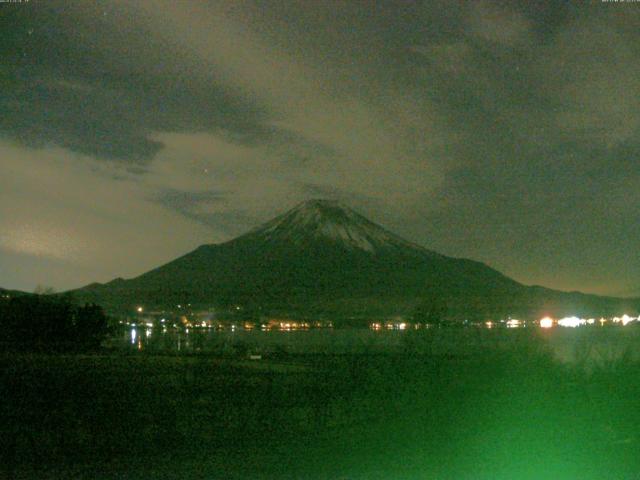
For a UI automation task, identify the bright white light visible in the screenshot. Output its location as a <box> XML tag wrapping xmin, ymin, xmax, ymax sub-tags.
<box><xmin>145</xmin><ymin>322</ymin><xmax>153</xmax><ymax>328</ymax></box>
<box><xmin>506</xmin><ymin>319</ymin><xmax>521</xmax><ymax>328</ymax></box>
<box><xmin>621</xmin><ymin>314</ymin><xmax>636</xmax><ymax>326</ymax></box>
<box><xmin>136</xmin><ymin>306</ymin><xmax>143</xmax><ymax>313</ymax></box>
<box><xmin>558</xmin><ymin>316</ymin><xmax>586</xmax><ymax>328</ymax></box>
<box><xmin>539</xmin><ymin>317</ymin><xmax>553</xmax><ymax>329</ymax></box>
<box><xmin>130</xmin><ymin>328</ymin><xmax>137</xmax><ymax>344</ymax></box>
<box><xmin>398</xmin><ymin>323</ymin><xmax>406</xmax><ymax>330</ymax></box>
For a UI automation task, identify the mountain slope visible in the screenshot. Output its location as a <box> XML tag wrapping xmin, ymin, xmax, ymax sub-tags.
<box><xmin>70</xmin><ymin>200</ymin><xmax>637</xmax><ymax>319</ymax></box>
<box><xmin>0</xmin><ymin>287</ymin><xmax>30</xmax><ymax>299</ymax></box>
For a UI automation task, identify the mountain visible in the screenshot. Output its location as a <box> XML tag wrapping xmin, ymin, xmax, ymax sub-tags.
<box><xmin>70</xmin><ymin>200</ymin><xmax>638</xmax><ymax>321</ymax></box>
<box><xmin>0</xmin><ymin>287</ymin><xmax>30</xmax><ymax>299</ymax></box>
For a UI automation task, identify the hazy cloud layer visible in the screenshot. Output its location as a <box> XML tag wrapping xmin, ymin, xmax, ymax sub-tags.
<box><xmin>1</xmin><ymin>0</ymin><xmax>639</xmax><ymax>295</ymax></box>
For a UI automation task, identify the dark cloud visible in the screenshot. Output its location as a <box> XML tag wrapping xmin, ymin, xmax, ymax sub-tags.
<box><xmin>0</xmin><ymin>1</ymin><xmax>267</xmax><ymax>162</ymax></box>
<box><xmin>156</xmin><ymin>189</ymin><xmax>226</xmax><ymax>227</ymax></box>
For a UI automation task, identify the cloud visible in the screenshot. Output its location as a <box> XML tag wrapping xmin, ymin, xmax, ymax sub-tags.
<box><xmin>2</xmin><ymin>0</ymin><xmax>640</xmax><ymax>296</ymax></box>
<box><xmin>544</xmin><ymin>18</ymin><xmax>640</xmax><ymax>147</ymax></box>
<box><xmin>144</xmin><ymin>131</ymin><xmax>366</xmax><ymax>229</ymax></box>
<box><xmin>466</xmin><ymin>1</ymin><xmax>533</xmax><ymax>47</ymax></box>
<box><xmin>0</xmin><ymin>139</ymin><xmax>217</xmax><ymax>289</ymax></box>
<box><xmin>0</xmin><ymin>1</ymin><xmax>267</xmax><ymax>163</ymax></box>
<box><xmin>117</xmin><ymin>0</ymin><xmax>447</xmax><ymax>205</ymax></box>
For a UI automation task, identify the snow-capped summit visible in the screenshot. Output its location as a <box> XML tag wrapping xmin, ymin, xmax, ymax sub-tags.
<box><xmin>245</xmin><ymin>199</ymin><xmax>424</xmax><ymax>253</ymax></box>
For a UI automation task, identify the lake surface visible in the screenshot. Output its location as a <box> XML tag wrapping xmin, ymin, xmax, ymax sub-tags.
<box><xmin>110</xmin><ymin>324</ymin><xmax>640</xmax><ymax>366</ymax></box>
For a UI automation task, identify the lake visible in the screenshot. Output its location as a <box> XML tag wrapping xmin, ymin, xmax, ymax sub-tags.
<box><xmin>110</xmin><ymin>323</ymin><xmax>640</xmax><ymax>366</ymax></box>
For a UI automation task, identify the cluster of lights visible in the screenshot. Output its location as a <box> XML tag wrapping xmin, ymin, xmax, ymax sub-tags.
<box><xmin>275</xmin><ymin>321</ymin><xmax>313</xmax><ymax>331</ymax></box>
<box><xmin>366</xmin><ymin>316</ymin><xmax>640</xmax><ymax>330</ymax></box>
<box><xmin>613</xmin><ymin>314</ymin><xmax>637</xmax><ymax>326</ymax></box>
<box><xmin>557</xmin><ymin>316</ymin><xmax>586</xmax><ymax>328</ymax></box>
<box><xmin>131</xmin><ymin>302</ymin><xmax>639</xmax><ymax>334</ymax></box>
<box><xmin>538</xmin><ymin>315</ymin><xmax>638</xmax><ymax>328</ymax></box>
<box><xmin>369</xmin><ymin>322</ymin><xmax>414</xmax><ymax>330</ymax></box>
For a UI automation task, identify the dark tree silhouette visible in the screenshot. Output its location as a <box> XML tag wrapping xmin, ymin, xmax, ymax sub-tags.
<box><xmin>0</xmin><ymin>294</ymin><xmax>110</xmax><ymax>352</ymax></box>
<box><xmin>73</xmin><ymin>303</ymin><xmax>111</xmax><ymax>350</ymax></box>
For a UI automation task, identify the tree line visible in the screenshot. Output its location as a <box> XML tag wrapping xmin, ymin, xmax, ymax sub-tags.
<box><xmin>0</xmin><ymin>292</ymin><xmax>110</xmax><ymax>352</ymax></box>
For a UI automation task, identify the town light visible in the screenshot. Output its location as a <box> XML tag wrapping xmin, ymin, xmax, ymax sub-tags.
<box><xmin>558</xmin><ymin>316</ymin><xmax>585</xmax><ymax>328</ymax></box>
<box><xmin>506</xmin><ymin>319</ymin><xmax>521</xmax><ymax>328</ymax></box>
<box><xmin>621</xmin><ymin>314</ymin><xmax>636</xmax><ymax>326</ymax></box>
<box><xmin>539</xmin><ymin>317</ymin><xmax>553</xmax><ymax>329</ymax></box>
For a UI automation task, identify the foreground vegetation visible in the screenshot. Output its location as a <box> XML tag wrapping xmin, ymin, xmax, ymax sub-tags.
<box><xmin>2</xmin><ymin>334</ymin><xmax>640</xmax><ymax>479</ymax></box>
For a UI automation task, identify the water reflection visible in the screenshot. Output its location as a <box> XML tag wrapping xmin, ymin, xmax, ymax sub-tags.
<box><xmin>122</xmin><ymin>313</ymin><xmax>639</xmax><ymax>354</ymax></box>
<box><xmin>113</xmin><ymin>321</ymin><xmax>640</xmax><ymax>368</ymax></box>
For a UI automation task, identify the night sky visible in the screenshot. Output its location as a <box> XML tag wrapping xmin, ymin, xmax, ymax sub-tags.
<box><xmin>1</xmin><ymin>0</ymin><xmax>639</xmax><ymax>296</ymax></box>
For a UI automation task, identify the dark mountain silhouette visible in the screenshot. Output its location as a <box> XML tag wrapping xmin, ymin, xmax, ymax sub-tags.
<box><xmin>0</xmin><ymin>288</ymin><xmax>30</xmax><ymax>299</ymax></box>
<box><xmin>70</xmin><ymin>200</ymin><xmax>638</xmax><ymax>321</ymax></box>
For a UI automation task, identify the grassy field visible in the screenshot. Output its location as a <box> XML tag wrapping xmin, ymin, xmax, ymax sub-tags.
<box><xmin>2</xmin><ymin>332</ymin><xmax>640</xmax><ymax>479</ymax></box>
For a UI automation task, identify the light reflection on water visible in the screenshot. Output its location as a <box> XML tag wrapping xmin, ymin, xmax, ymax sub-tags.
<box><xmin>113</xmin><ymin>325</ymin><xmax>640</xmax><ymax>366</ymax></box>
